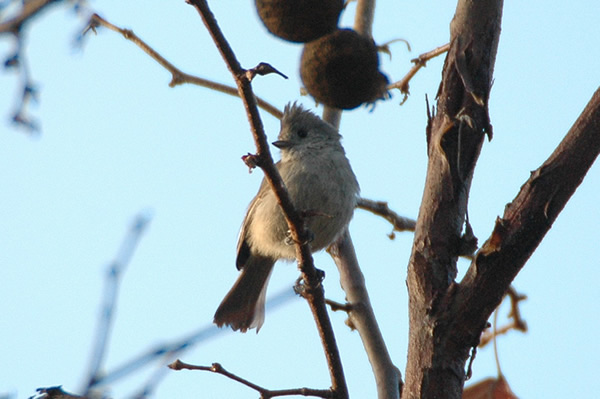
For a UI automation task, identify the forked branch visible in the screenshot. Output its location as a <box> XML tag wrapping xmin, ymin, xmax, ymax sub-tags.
<box><xmin>388</xmin><ymin>43</ymin><xmax>450</xmax><ymax>102</ymax></box>
<box><xmin>169</xmin><ymin>360</ymin><xmax>334</xmax><ymax>398</ymax></box>
<box><xmin>404</xmin><ymin>0</ymin><xmax>503</xmax><ymax>397</ymax></box>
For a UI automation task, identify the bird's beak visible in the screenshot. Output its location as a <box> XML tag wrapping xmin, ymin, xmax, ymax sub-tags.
<box><xmin>272</xmin><ymin>140</ymin><xmax>292</xmax><ymax>149</ymax></box>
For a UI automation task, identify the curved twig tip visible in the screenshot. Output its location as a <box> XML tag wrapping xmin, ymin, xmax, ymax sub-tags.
<box><xmin>246</xmin><ymin>62</ymin><xmax>288</xmax><ymax>81</ymax></box>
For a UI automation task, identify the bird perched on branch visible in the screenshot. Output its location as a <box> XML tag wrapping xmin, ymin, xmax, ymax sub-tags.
<box><xmin>214</xmin><ymin>102</ymin><xmax>359</xmax><ymax>332</ymax></box>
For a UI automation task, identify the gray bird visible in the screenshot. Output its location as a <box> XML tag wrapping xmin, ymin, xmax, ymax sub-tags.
<box><xmin>213</xmin><ymin>103</ymin><xmax>359</xmax><ymax>332</ymax></box>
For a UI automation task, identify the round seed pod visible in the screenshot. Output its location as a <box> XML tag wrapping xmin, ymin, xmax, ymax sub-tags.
<box><xmin>255</xmin><ymin>0</ymin><xmax>344</xmax><ymax>43</ymax></box>
<box><xmin>300</xmin><ymin>29</ymin><xmax>389</xmax><ymax>110</ymax></box>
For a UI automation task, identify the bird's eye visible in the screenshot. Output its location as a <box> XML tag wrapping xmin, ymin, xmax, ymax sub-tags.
<box><xmin>297</xmin><ymin>128</ymin><xmax>308</xmax><ymax>138</ymax></box>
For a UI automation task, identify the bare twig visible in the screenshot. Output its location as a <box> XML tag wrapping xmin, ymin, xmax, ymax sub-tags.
<box><xmin>169</xmin><ymin>360</ymin><xmax>334</xmax><ymax>398</ymax></box>
<box><xmin>325</xmin><ymin>299</ymin><xmax>353</xmax><ymax>313</ymax></box>
<box><xmin>378</xmin><ymin>38</ymin><xmax>412</xmax><ymax>59</ymax></box>
<box><xmin>83</xmin><ymin>13</ymin><xmax>282</xmax><ymax>120</ymax></box>
<box><xmin>357</xmin><ymin>197</ymin><xmax>479</xmax><ymax>264</ymax></box>
<box><xmin>82</xmin><ymin>212</ymin><xmax>152</xmax><ymax>395</ymax></box>
<box><xmin>185</xmin><ymin>0</ymin><xmax>348</xmax><ymax>397</ymax></box>
<box><xmin>357</xmin><ymin>198</ymin><xmax>416</xmax><ymax>233</ymax></box>
<box><xmin>387</xmin><ymin>43</ymin><xmax>450</xmax><ymax>100</ymax></box>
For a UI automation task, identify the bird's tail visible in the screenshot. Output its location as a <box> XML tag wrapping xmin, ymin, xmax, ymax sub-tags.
<box><xmin>213</xmin><ymin>256</ymin><xmax>275</xmax><ymax>332</ymax></box>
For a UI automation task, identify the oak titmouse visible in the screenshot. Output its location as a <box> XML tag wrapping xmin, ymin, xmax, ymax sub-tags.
<box><xmin>213</xmin><ymin>103</ymin><xmax>359</xmax><ymax>332</ymax></box>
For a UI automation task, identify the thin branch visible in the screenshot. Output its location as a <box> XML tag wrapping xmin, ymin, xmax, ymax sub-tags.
<box><xmin>387</xmin><ymin>43</ymin><xmax>450</xmax><ymax>99</ymax></box>
<box><xmin>82</xmin><ymin>212</ymin><xmax>152</xmax><ymax>395</ymax></box>
<box><xmin>325</xmin><ymin>299</ymin><xmax>353</xmax><ymax>313</ymax></box>
<box><xmin>169</xmin><ymin>360</ymin><xmax>334</xmax><ymax>399</ymax></box>
<box><xmin>357</xmin><ymin>197</ymin><xmax>416</xmax><ymax>233</ymax></box>
<box><xmin>357</xmin><ymin>197</ymin><xmax>478</xmax><ymax>263</ymax></box>
<box><xmin>83</xmin><ymin>13</ymin><xmax>282</xmax><ymax>120</ymax></box>
<box><xmin>185</xmin><ymin>1</ymin><xmax>348</xmax><ymax>397</ymax></box>
<box><xmin>328</xmin><ymin>230</ymin><xmax>403</xmax><ymax>399</ymax></box>
<box><xmin>378</xmin><ymin>38</ymin><xmax>412</xmax><ymax>58</ymax></box>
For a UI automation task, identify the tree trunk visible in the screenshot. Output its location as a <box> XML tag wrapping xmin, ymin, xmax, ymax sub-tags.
<box><xmin>404</xmin><ymin>0</ymin><xmax>504</xmax><ymax>397</ymax></box>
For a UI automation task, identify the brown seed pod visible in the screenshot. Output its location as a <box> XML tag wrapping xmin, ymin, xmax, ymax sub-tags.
<box><xmin>255</xmin><ymin>0</ymin><xmax>344</xmax><ymax>43</ymax></box>
<box><xmin>300</xmin><ymin>29</ymin><xmax>389</xmax><ymax>110</ymax></box>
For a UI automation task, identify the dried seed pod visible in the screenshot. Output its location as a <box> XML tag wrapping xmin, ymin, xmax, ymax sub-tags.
<box><xmin>300</xmin><ymin>29</ymin><xmax>389</xmax><ymax>110</ymax></box>
<box><xmin>255</xmin><ymin>0</ymin><xmax>344</xmax><ymax>43</ymax></box>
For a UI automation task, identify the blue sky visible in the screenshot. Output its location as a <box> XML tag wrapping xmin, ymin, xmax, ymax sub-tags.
<box><xmin>1</xmin><ymin>0</ymin><xmax>599</xmax><ymax>398</ymax></box>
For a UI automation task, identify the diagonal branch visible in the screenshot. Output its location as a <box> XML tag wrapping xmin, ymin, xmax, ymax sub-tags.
<box><xmin>454</xmin><ymin>86</ymin><xmax>600</xmax><ymax>346</ymax></box>
<box><xmin>184</xmin><ymin>1</ymin><xmax>348</xmax><ymax>397</ymax></box>
<box><xmin>82</xmin><ymin>212</ymin><xmax>152</xmax><ymax>395</ymax></box>
<box><xmin>83</xmin><ymin>13</ymin><xmax>282</xmax><ymax>119</ymax></box>
<box><xmin>328</xmin><ymin>230</ymin><xmax>403</xmax><ymax>399</ymax></box>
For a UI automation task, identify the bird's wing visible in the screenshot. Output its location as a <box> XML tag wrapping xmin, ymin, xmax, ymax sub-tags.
<box><xmin>235</xmin><ymin>164</ymin><xmax>279</xmax><ymax>270</ymax></box>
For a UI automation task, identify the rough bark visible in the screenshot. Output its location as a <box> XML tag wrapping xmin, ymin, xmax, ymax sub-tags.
<box><xmin>454</xmin><ymin>86</ymin><xmax>600</xmax><ymax>353</ymax></box>
<box><xmin>404</xmin><ymin>0</ymin><xmax>600</xmax><ymax>396</ymax></box>
<box><xmin>404</xmin><ymin>0</ymin><xmax>503</xmax><ymax>397</ymax></box>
